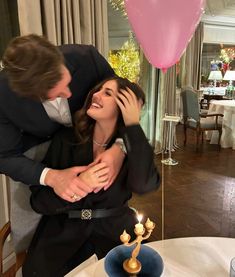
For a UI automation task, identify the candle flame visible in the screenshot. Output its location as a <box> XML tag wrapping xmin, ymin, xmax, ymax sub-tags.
<box><xmin>137</xmin><ymin>213</ymin><xmax>143</xmax><ymax>223</ymax></box>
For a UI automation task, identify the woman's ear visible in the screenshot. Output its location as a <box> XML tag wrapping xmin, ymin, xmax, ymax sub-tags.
<box><xmin>138</xmin><ymin>99</ymin><xmax>144</xmax><ymax>110</ymax></box>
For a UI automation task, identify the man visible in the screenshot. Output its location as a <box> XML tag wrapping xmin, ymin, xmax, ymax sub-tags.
<box><xmin>0</xmin><ymin>34</ymin><xmax>124</xmax><ymax>202</ymax></box>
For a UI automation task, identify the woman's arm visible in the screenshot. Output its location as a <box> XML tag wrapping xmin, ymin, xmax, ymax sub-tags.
<box><xmin>123</xmin><ymin>124</ymin><xmax>160</xmax><ymax>194</ymax></box>
<box><xmin>114</xmin><ymin>87</ymin><xmax>160</xmax><ymax>194</ymax></box>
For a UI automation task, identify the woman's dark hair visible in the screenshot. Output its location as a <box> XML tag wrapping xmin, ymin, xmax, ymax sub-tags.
<box><xmin>73</xmin><ymin>76</ymin><xmax>145</xmax><ymax>144</ymax></box>
<box><xmin>2</xmin><ymin>34</ymin><xmax>64</xmax><ymax>100</ymax></box>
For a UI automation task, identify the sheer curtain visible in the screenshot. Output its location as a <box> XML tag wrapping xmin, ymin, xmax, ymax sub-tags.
<box><xmin>138</xmin><ymin>23</ymin><xmax>203</xmax><ymax>153</ymax></box>
<box><xmin>140</xmin><ymin>51</ymin><xmax>177</xmax><ymax>153</ymax></box>
<box><xmin>160</xmin><ymin>66</ymin><xmax>177</xmax><ymax>151</ymax></box>
<box><xmin>139</xmin><ymin>52</ymin><xmax>160</xmax><ymax>149</ymax></box>
<box><xmin>17</xmin><ymin>0</ymin><xmax>109</xmax><ymax>56</ymax></box>
<box><xmin>180</xmin><ymin>22</ymin><xmax>204</xmax><ymax>89</ymax></box>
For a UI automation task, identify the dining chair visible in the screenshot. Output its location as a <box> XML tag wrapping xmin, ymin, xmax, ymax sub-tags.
<box><xmin>181</xmin><ymin>87</ymin><xmax>224</xmax><ymax>150</ymax></box>
<box><xmin>0</xmin><ymin>221</ymin><xmax>26</xmax><ymax>277</ymax></box>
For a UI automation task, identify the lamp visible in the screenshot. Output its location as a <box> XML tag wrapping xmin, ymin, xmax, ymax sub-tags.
<box><xmin>223</xmin><ymin>70</ymin><xmax>235</xmax><ymax>87</ymax></box>
<box><xmin>208</xmin><ymin>70</ymin><xmax>223</xmax><ymax>87</ymax></box>
<box><xmin>224</xmin><ymin>71</ymin><xmax>235</xmax><ymax>99</ymax></box>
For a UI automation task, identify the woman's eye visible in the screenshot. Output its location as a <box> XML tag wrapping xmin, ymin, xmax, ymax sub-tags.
<box><xmin>105</xmin><ymin>91</ymin><xmax>111</xmax><ymax>96</ymax></box>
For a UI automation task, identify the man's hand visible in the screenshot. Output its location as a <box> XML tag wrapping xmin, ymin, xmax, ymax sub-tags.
<box><xmin>44</xmin><ymin>167</ymin><xmax>93</xmax><ymax>202</ymax></box>
<box><xmin>94</xmin><ymin>144</ymin><xmax>125</xmax><ymax>191</ymax></box>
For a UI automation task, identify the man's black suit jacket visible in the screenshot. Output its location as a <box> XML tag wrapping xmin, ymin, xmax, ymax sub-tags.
<box><xmin>0</xmin><ymin>44</ymin><xmax>114</xmax><ymax>185</ymax></box>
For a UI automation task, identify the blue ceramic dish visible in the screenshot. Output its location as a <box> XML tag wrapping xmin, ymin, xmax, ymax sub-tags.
<box><xmin>104</xmin><ymin>244</ymin><xmax>164</xmax><ymax>277</ymax></box>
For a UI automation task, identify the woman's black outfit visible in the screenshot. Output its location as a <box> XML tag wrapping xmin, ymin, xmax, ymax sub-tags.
<box><xmin>22</xmin><ymin>124</ymin><xmax>160</xmax><ymax>277</ymax></box>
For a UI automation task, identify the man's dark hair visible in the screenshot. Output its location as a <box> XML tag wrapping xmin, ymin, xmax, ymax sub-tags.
<box><xmin>2</xmin><ymin>34</ymin><xmax>64</xmax><ymax>100</ymax></box>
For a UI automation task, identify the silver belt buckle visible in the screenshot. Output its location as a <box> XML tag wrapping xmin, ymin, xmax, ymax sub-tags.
<box><xmin>81</xmin><ymin>209</ymin><xmax>92</xmax><ymax>220</ymax></box>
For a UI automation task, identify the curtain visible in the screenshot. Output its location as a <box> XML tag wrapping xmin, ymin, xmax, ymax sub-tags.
<box><xmin>17</xmin><ymin>0</ymin><xmax>109</xmax><ymax>57</ymax></box>
<box><xmin>139</xmin><ymin>23</ymin><xmax>204</xmax><ymax>153</ymax></box>
<box><xmin>160</xmin><ymin>66</ymin><xmax>177</xmax><ymax>151</ymax></box>
<box><xmin>139</xmin><ymin>52</ymin><xmax>177</xmax><ymax>153</ymax></box>
<box><xmin>17</xmin><ymin>0</ymin><xmax>43</xmax><ymax>35</ymax></box>
<box><xmin>139</xmin><ymin>52</ymin><xmax>160</xmax><ymax>149</ymax></box>
<box><xmin>180</xmin><ymin>22</ymin><xmax>204</xmax><ymax>90</ymax></box>
<box><xmin>0</xmin><ymin>0</ymin><xmax>19</xmax><ymax>58</ymax></box>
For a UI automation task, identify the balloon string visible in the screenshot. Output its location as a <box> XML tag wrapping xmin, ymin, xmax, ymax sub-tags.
<box><xmin>161</xmin><ymin>150</ymin><xmax>165</xmax><ymax>241</ymax></box>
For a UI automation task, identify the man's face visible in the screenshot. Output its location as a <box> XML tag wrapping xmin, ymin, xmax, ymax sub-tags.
<box><xmin>46</xmin><ymin>65</ymin><xmax>72</xmax><ymax>101</ymax></box>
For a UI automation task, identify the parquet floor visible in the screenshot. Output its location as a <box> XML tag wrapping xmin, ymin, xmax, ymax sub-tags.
<box><xmin>130</xmin><ymin>124</ymin><xmax>235</xmax><ymax>241</ymax></box>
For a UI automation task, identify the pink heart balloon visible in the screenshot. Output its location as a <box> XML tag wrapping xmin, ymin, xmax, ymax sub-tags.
<box><xmin>125</xmin><ymin>0</ymin><xmax>205</xmax><ymax>71</ymax></box>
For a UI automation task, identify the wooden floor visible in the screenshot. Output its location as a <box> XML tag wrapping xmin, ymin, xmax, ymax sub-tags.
<box><xmin>4</xmin><ymin>124</ymin><xmax>235</xmax><ymax>276</ymax></box>
<box><xmin>130</xmin><ymin>123</ymin><xmax>235</xmax><ymax>241</ymax></box>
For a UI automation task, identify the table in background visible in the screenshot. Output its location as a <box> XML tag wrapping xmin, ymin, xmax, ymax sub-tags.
<box><xmin>202</xmin><ymin>87</ymin><xmax>227</xmax><ymax>96</ymax></box>
<box><xmin>207</xmin><ymin>100</ymin><xmax>235</xmax><ymax>149</ymax></box>
<box><xmin>66</xmin><ymin>237</ymin><xmax>235</xmax><ymax>277</ymax></box>
<box><xmin>201</xmin><ymin>87</ymin><xmax>227</xmax><ymax>109</ymax></box>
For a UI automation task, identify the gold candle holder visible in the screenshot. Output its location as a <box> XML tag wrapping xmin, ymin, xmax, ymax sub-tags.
<box><xmin>120</xmin><ymin>216</ymin><xmax>155</xmax><ymax>275</ymax></box>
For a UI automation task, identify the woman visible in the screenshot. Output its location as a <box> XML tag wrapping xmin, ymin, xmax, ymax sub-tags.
<box><xmin>23</xmin><ymin>76</ymin><xmax>160</xmax><ymax>277</ymax></box>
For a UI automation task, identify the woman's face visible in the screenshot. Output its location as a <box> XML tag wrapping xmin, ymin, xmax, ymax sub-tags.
<box><xmin>87</xmin><ymin>80</ymin><xmax>119</xmax><ymax>122</ymax></box>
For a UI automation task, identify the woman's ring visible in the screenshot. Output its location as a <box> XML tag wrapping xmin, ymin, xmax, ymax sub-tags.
<box><xmin>71</xmin><ymin>193</ymin><xmax>79</xmax><ymax>200</ymax></box>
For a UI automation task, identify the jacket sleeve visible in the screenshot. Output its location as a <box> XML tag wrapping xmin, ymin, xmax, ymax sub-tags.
<box><xmin>60</xmin><ymin>44</ymin><xmax>114</xmax><ymax>81</ymax></box>
<box><xmin>0</xmin><ymin>110</ymin><xmax>45</xmax><ymax>185</ymax></box>
<box><xmin>30</xmin><ymin>130</ymin><xmax>82</xmax><ymax>215</ymax></box>
<box><xmin>122</xmin><ymin>124</ymin><xmax>160</xmax><ymax>194</ymax></box>
<box><xmin>89</xmin><ymin>45</ymin><xmax>115</xmax><ymax>80</ymax></box>
<box><xmin>41</xmin><ymin>129</ymin><xmax>72</xmax><ymax>169</ymax></box>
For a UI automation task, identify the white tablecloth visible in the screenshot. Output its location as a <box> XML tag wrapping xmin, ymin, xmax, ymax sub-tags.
<box><xmin>207</xmin><ymin>100</ymin><xmax>235</xmax><ymax>149</ymax></box>
<box><xmin>67</xmin><ymin>237</ymin><xmax>235</xmax><ymax>277</ymax></box>
<box><xmin>202</xmin><ymin>87</ymin><xmax>227</xmax><ymax>96</ymax></box>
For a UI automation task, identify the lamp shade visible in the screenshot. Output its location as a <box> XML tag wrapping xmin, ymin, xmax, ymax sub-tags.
<box><xmin>223</xmin><ymin>70</ymin><xmax>235</xmax><ymax>81</ymax></box>
<box><xmin>208</xmin><ymin>71</ymin><xmax>223</xmax><ymax>81</ymax></box>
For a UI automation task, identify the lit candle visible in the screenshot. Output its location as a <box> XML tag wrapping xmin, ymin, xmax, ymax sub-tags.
<box><xmin>120</xmin><ymin>230</ymin><xmax>130</xmax><ymax>243</ymax></box>
<box><xmin>145</xmin><ymin>218</ymin><xmax>154</xmax><ymax>229</ymax></box>
<box><xmin>135</xmin><ymin>213</ymin><xmax>144</xmax><ymax>233</ymax></box>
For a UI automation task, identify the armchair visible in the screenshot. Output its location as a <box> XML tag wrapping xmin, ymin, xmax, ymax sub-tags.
<box><xmin>181</xmin><ymin>88</ymin><xmax>224</xmax><ymax>150</ymax></box>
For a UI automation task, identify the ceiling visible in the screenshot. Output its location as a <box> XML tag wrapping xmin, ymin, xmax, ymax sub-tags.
<box><xmin>205</xmin><ymin>0</ymin><xmax>235</xmax><ymax>16</ymax></box>
<box><xmin>203</xmin><ymin>0</ymin><xmax>235</xmax><ymax>25</ymax></box>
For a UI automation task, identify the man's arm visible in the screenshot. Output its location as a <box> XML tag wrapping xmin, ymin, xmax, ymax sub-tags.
<box><xmin>89</xmin><ymin>45</ymin><xmax>115</xmax><ymax>80</ymax></box>
<box><xmin>0</xmin><ymin>114</ymin><xmax>93</xmax><ymax>203</ymax></box>
<box><xmin>44</xmin><ymin>167</ymin><xmax>93</xmax><ymax>202</ymax></box>
<box><xmin>0</xmin><ymin>113</ymin><xmax>45</xmax><ymax>185</ymax></box>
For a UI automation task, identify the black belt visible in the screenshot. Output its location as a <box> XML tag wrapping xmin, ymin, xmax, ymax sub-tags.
<box><xmin>68</xmin><ymin>206</ymin><xmax>128</xmax><ymax>220</ymax></box>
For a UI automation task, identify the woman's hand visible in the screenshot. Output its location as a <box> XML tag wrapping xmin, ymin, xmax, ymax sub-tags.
<box><xmin>114</xmin><ymin>87</ymin><xmax>142</xmax><ymax>126</ymax></box>
<box><xmin>79</xmin><ymin>162</ymin><xmax>109</xmax><ymax>190</ymax></box>
<box><xmin>92</xmin><ymin>144</ymin><xmax>125</xmax><ymax>192</ymax></box>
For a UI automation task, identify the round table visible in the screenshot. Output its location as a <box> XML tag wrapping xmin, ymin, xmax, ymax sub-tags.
<box><xmin>207</xmin><ymin>100</ymin><xmax>235</xmax><ymax>149</ymax></box>
<box><xmin>65</xmin><ymin>237</ymin><xmax>235</xmax><ymax>277</ymax></box>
